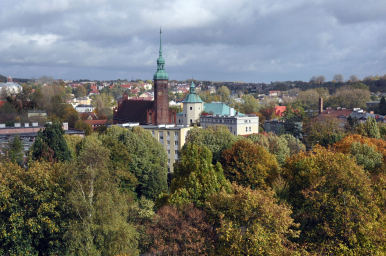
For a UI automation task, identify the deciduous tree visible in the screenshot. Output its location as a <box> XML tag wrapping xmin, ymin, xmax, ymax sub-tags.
<box><xmin>169</xmin><ymin>143</ymin><xmax>231</xmax><ymax>207</ymax></box>
<box><xmin>221</xmin><ymin>140</ymin><xmax>279</xmax><ymax>189</ymax></box>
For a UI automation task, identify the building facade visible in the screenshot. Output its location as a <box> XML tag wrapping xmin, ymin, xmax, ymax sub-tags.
<box><xmin>200</xmin><ymin>115</ymin><xmax>259</xmax><ymax>136</ymax></box>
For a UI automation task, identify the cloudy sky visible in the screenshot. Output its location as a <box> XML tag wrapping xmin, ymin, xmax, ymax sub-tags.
<box><xmin>1</xmin><ymin>0</ymin><xmax>386</xmax><ymax>83</ymax></box>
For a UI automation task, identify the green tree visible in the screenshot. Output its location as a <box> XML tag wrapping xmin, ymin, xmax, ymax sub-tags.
<box><xmin>248</xmin><ymin>133</ymin><xmax>290</xmax><ymax>166</ymax></box>
<box><xmin>169</xmin><ymin>143</ymin><xmax>231</xmax><ymax>207</ymax></box>
<box><xmin>379</xmin><ymin>97</ymin><xmax>386</xmax><ymax>115</ymax></box>
<box><xmin>75</xmin><ymin>119</ymin><xmax>93</xmax><ymax>136</ymax></box>
<box><xmin>101</xmin><ymin>126</ymin><xmax>168</xmax><ymax>200</ymax></box>
<box><xmin>184</xmin><ymin>125</ymin><xmax>240</xmax><ymax>164</ymax></box>
<box><xmin>280</xmin><ymin>134</ymin><xmax>306</xmax><ymax>156</ymax></box>
<box><xmin>241</xmin><ymin>94</ymin><xmax>260</xmax><ymax>114</ymax></box>
<box><xmin>65</xmin><ymin>135</ymin><xmax>139</xmax><ymax>256</ymax></box>
<box><xmin>2</xmin><ymin>135</ymin><xmax>24</xmax><ymax>166</ymax></box>
<box><xmin>0</xmin><ymin>161</ymin><xmax>71</xmax><ymax>255</ymax></box>
<box><xmin>356</xmin><ymin>117</ymin><xmax>381</xmax><ymax>139</ymax></box>
<box><xmin>30</xmin><ymin>122</ymin><xmax>72</xmax><ymax>162</ymax></box>
<box><xmin>221</xmin><ymin>140</ymin><xmax>279</xmax><ymax>189</ymax></box>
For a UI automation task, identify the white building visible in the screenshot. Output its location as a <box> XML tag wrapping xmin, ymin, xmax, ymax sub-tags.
<box><xmin>177</xmin><ymin>81</ymin><xmax>259</xmax><ymax>136</ymax></box>
<box><xmin>75</xmin><ymin>104</ymin><xmax>95</xmax><ymax>113</ymax></box>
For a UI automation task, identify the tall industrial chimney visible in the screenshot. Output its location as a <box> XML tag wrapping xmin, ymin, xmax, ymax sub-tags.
<box><xmin>319</xmin><ymin>98</ymin><xmax>323</xmax><ymax>114</ymax></box>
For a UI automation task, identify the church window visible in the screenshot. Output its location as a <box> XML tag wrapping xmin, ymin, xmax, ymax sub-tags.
<box><xmin>149</xmin><ymin>116</ymin><xmax>152</xmax><ymax>123</ymax></box>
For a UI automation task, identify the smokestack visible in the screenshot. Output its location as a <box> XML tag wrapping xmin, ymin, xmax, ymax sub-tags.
<box><xmin>319</xmin><ymin>98</ymin><xmax>323</xmax><ymax>114</ymax></box>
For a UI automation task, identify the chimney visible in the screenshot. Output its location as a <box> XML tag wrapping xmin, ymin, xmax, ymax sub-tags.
<box><xmin>319</xmin><ymin>98</ymin><xmax>323</xmax><ymax>114</ymax></box>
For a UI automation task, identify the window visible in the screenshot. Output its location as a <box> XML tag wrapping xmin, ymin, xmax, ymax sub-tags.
<box><xmin>152</xmin><ymin>131</ymin><xmax>155</xmax><ymax>136</ymax></box>
<box><xmin>190</xmin><ymin>107</ymin><xmax>192</xmax><ymax>110</ymax></box>
<box><xmin>168</xmin><ymin>150</ymin><xmax>170</xmax><ymax>154</ymax></box>
<box><xmin>190</xmin><ymin>119</ymin><xmax>193</xmax><ymax>123</ymax></box>
<box><xmin>185</xmin><ymin>114</ymin><xmax>186</xmax><ymax>117</ymax></box>
<box><xmin>175</xmin><ymin>141</ymin><xmax>179</xmax><ymax>145</ymax></box>
<box><xmin>179</xmin><ymin>119</ymin><xmax>181</xmax><ymax>123</ymax></box>
<box><xmin>167</xmin><ymin>131</ymin><xmax>170</xmax><ymax>136</ymax></box>
<box><xmin>168</xmin><ymin>159</ymin><xmax>170</xmax><ymax>164</ymax></box>
<box><xmin>249</xmin><ymin>120</ymin><xmax>251</xmax><ymax>123</ymax></box>
<box><xmin>175</xmin><ymin>150</ymin><xmax>178</xmax><ymax>154</ymax></box>
<box><xmin>246</xmin><ymin>127</ymin><xmax>248</xmax><ymax>132</ymax></box>
<box><xmin>167</xmin><ymin>140</ymin><xmax>170</xmax><ymax>145</ymax></box>
<box><xmin>249</xmin><ymin>127</ymin><xmax>251</xmax><ymax>132</ymax></box>
<box><xmin>175</xmin><ymin>132</ymin><xmax>178</xmax><ymax>136</ymax></box>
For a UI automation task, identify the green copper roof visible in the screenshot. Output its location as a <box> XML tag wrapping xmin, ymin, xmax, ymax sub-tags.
<box><xmin>183</xmin><ymin>81</ymin><xmax>204</xmax><ymax>103</ymax></box>
<box><xmin>153</xmin><ymin>29</ymin><xmax>169</xmax><ymax>80</ymax></box>
<box><xmin>204</xmin><ymin>103</ymin><xmax>245</xmax><ymax>116</ymax></box>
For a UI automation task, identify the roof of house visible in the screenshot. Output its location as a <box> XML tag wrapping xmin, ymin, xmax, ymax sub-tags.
<box><xmin>319</xmin><ymin>108</ymin><xmax>354</xmax><ymax>118</ymax></box>
<box><xmin>203</xmin><ymin>102</ymin><xmax>245</xmax><ymax>116</ymax></box>
<box><xmin>114</xmin><ymin>100</ymin><xmax>154</xmax><ymax>124</ymax></box>
<box><xmin>84</xmin><ymin>119</ymin><xmax>107</xmax><ymax>126</ymax></box>
<box><xmin>275</xmin><ymin>106</ymin><xmax>286</xmax><ymax>116</ymax></box>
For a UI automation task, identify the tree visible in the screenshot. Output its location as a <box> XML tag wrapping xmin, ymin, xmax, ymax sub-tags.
<box><xmin>206</xmin><ymin>184</ymin><xmax>300</xmax><ymax>255</ymax></box>
<box><xmin>74</xmin><ymin>85</ymin><xmax>87</xmax><ymax>98</ymax></box>
<box><xmin>304</xmin><ymin>115</ymin><xmax>345</xmax><ymax>146</ymax></box>
<box><xmin>356</xmin><ymin>117</ymin><xmax>380</xmax><ymax>139</ymax></box>
<box><xmin>316</xmin><ymin>75</ymin><xmax>326</xmax><ymax>84</ymax></box>
<box><xmin>100</xmin><ymin>126</ymin><xmax>168</xmax><ymax>200</ymax></box>
<box><xmin>350</xmin><ymin>74</ymin><xmax>359</xmax><ymax>82</ymax></box>
<box><xmin>169</xmin><ymin>143</ymin><xmax>231</xmax><ymax>207</ymax></box>
<box><xmin>184</xmin><ymin>125</ymin><xmax>240</xmax><ymax>164</ymax></box>
<box><xmin>65</xmin><ymin>135</ymin><xmax>139</xmax><ymax>256</ymax></box>
<box><xmin>283</xmin><ymin>146</ymin><xmax>386</xmax><ymax>254</ymax></box>
<box><xmin>326</xmin><ymin>87</ymin><xmax>370</xmax><ymax>109</ymax></box>
<box><xmin>280</xmin><ymin>134</ymin><xmax>306</xmax><ymax>156</ymax></box>
<box><xmin>248</xmin><ymin>133</ymin><xmax>291</xmax><ymax>166</ymax></box>
<box><xmin>221</xmin><ymin>140</ymin><xmax>279</xmax><ymax>189</ymax></box>
<box><xmin>379</xmin><ymin>96</ymin><xmax>386</xmax><ymax>115</ymax></box>
<box><xmin>146</xmin><ymin>203</ymin><xmax>215</xmax><ymax>255</ymax></box>
<box><xmin>2</xmin><ymin>135</ymin><xmax>24</xmax><ymax>166</ymax></box>
<box><xmin>333</xmin><ymin>74</ymin><xmax>344</xmax><ymax>83</ymax></box>
<box><xmin>241</xmin><ymin>94</ymin><xmax>260</xmax><ymax>114</ymax></box>
<box><xmin>0</xmin><ymin>161</ymin><xmax>71</xmax><ymax>255</ymax></box>
<box><xmin>75</xmin><ymin>119</ymin><xmax>93</xmax><ymax>136</ymax></box>
<box><xmin>217</xmin><ymin>86</ymin><xmax>231</xmax><ymax>102</ymax></box>
<box><xmin>333</xmin><ymin>134</ymin><xmax>386</xmax><ymax>175</ymax></box>
<box><xmin>30</xmin><ymin>122</ymin><xmax>72</xmax><ymax>162</ymax></box>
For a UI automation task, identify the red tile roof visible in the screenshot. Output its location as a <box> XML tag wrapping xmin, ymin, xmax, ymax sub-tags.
<box><xmin>320</xmin><ymin>108</ymin><xmax>353</xmax><ymax>118</ymax></box>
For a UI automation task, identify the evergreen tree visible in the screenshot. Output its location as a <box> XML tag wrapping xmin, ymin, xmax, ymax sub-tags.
<box><xmin>30</xmin><ymin>122</ymin><xmax>72</xmax><ymax>162</ymax></box>
<box><xmin>379</xmin><ymin>96</ymin><xmax>386</xmax><ymax>115</ymax></box>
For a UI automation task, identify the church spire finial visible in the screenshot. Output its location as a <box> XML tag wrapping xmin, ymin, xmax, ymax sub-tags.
<box><xmin>159</xmin><ymin>27</ymin><xmax>162</xmax><ymax>56</ymax></box>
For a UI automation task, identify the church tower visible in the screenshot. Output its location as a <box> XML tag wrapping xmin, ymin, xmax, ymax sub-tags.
<box><xmin>153</xmin><ymin>29</ymin><xmax>169</xmax><ymax>125</ymax></box>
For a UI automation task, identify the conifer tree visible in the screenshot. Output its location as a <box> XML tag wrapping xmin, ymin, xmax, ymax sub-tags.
<box><xmin>30</xmin><ymin>122</ymin><xmax>72</xmax><ymax>162</ymax></box>
<box><xmin>379</xmin><ymin>96</ymin><xmax>386</xmax><ymax>115</ymax></box>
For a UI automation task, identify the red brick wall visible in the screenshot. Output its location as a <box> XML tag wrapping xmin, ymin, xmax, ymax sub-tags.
<box><xmin>154</xmin><ymin>79</ymin><xmax>169</xmax><ymax>125</ymax></box>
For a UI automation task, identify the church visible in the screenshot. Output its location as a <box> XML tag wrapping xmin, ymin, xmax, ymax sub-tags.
<box><xmin>113</xmin><ymin>30</ymin><xmax>177</xmax><ymax>125</ymax></box>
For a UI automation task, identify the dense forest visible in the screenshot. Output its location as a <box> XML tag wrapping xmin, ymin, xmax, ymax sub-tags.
<box><xmin>2</xmin><ymin>117</ymin><xmax>386</xmax><ymax>255</ymax></box>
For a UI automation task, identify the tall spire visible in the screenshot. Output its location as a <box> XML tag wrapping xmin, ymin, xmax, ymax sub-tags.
<box><xmin>159</xmin><ymin>27</ymin><xmax>162</xmax><ymax>57</ymax></box>
<box><xmin>153</xmin><ymin>28</ymin><xmax>168</xmax><ymax>80</ymax></box>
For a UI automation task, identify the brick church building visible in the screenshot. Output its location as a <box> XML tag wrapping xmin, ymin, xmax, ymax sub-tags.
<box><xmin>113</xmin><ymin>30</ymin><xmax>177</xmax><ymax>125</ymax></box>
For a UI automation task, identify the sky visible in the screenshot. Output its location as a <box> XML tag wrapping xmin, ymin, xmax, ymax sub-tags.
<box><xmin>1</xmin><ymin>0</ymin><xmax>386</xmax><ymax>83</ymax></box>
